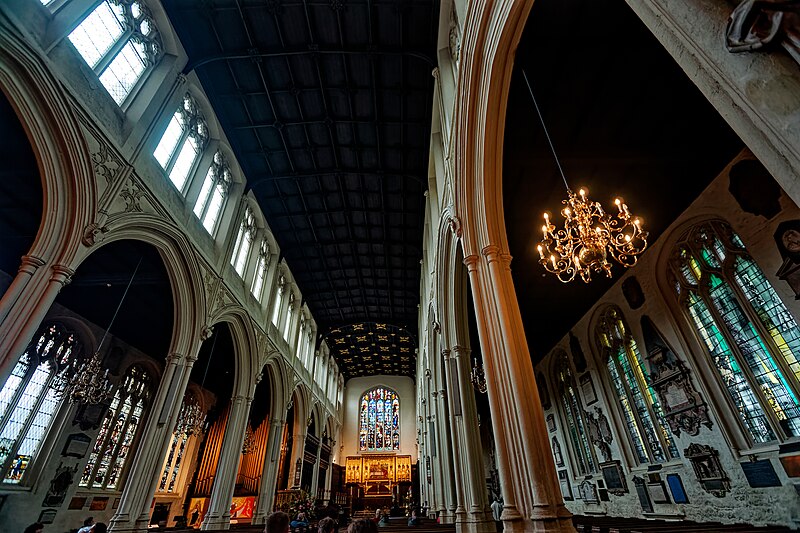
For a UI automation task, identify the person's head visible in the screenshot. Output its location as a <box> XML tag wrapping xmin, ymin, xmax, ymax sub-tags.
<box><xmin>23</xmin><ymin>523</ymin><xmax>43</xmax><ymax>533</ymax></box>
<box><xmin>91</xmin><ymin>523</ymin><xmax>107</xmax><ymax>533</ymax></box>
<box><xmin>266</xmin><ymin>511</ymin><xmax>290</xmax><ymax>533</ymax></box>
<box><xmin>349</xmin><ymin>518</ymin><xmax>379</xmax><ymax>533</ymax></box>
<box><xmin>318</xmin><ymin>517</ymin><xmax>336</xmax><ymax>533</ymax></box>
<box><xmin>83</xmin><ymin>517</ymin><xmax>94</xmax><ymax>527</ymax></box>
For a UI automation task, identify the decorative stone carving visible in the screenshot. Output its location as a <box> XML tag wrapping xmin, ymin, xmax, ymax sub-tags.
<box><xmin>774</xmin><ymin>219</ymin><xmax>800</xmax><ymax>298</ymax></box>
<box><xmin>42</xmin><ymin>462</ymin><xmax>78</xmax><ymax>507</ymax></box>
<box><xmin>82</xmin><ymin>222</ymin><xmax>109</xmax><ymax>246</ymax></box>
<box><xmin>684</xmin><ymin>443</ymin><xmax>730</xmax><ymax>497</ymax></box>
<box><xmin>726</xmin><ymin>0</ymin><xmax>800</xmax><ymax>66</ymax></box>
<box><xmin>642</xmin><ymin>316</ymin><xmax>711</xmax><ymax>436</ymax></box>
<box><xmin>585</xmin><ymin>406</ymin><xmax>613</xmax><ymax>462</ymax></box>
<box><xmin>119</xmin><ymin>177</ymin><xmax>147</xmax><ymax>213</ymax></box>
<box><xmin>578</xmin><ymin>480</ymin><xmax>599</xmax><ymax>504</ymax></box>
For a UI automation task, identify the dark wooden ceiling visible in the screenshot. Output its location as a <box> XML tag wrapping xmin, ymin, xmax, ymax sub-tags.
<box><xmin>163</xmin><ymin>0</ymin><xmax>438</xmax><ymax>378</ymax></box>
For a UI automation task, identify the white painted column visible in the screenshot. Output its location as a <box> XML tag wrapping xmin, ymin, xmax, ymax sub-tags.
<box><xmin>441</xmin><ymin>349</ymin><xmax>468</xmax><ymax>526</ymax></box>
<box><xmin>467</xmin><ymin>250</ymin><xmax>573</xmax><ymax>533</ymax></box>
<box><xmin>450</xmin><ymin>345</ymin><xmax>495</xmax><ymax>533</ymax></box>
<box><xmin>433</xmin><ymin>388</ymin><xmax>457</xmax><ymax>523</ymax></box>
<box><xmin>289</xmin><ymin>428</ymin><xmax>307</xmax><ymax>489</ymax></box>
<box><xmin>110</xmin><ymin>351</ymin><xmax>197</xmax><ymax>533</ymax></box>
<box><xmin>253</xmin><ymin>417</ymin><xmax>287</xmax><ymax>525</ymax></box>
<box><xmin>310</xmin><ymin>438</ymin><xmax>322</xmax><ymax>498</ymax></box>
<box><xmin>201</xmin><ymin>394</ymin><xmax>254</xmax><ymax>530</ymax></box>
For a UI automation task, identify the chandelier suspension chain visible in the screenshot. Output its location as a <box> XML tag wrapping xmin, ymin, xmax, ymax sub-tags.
<box><xmin>522</xmin><ymin>69</ymin><xmax>570</xmax><ymax>192</ymax></box>
<box><xmin>96</xmin><ymin>255</ymin><xmax>144</xmax><ymax>354</ymax></box>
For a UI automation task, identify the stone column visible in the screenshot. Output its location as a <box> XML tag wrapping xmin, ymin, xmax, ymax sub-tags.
<box><xmin>289</xmin><ymin>428</ymin><xmax>307</xmax><ymax>489</ymax></box>
<box><xmin>433</xmin><ymin>388</ymin><xmax>457</xmax><ymax>523</ymax></box>
<box><xmin>201</xmin><ymin>394</ymin><xmax>254</xmax><ymax>530</ymax></box>
<box><xmin>310</xmin><ymin>438</ymin><xmax>323</xmax><ymax>498</ymax></box>
<box><xmin>440</xmin><ymin>349</ymin><xmax>468</xmax><ymax>526</ymax></box>
<box><xmin>323</xmin><ymin>437</ymin><xmax>335</xmax><ymax>502</ymax></box>
<box><xmin>253</xmin><ymin>417</ymin><xmax>287</xmax><ymax>524</ymax></box>
<box><xmin>450</xmin><ymin>345</ymin><xmax>495</xmax><ymax>533</ymax></box>
<box><xmin>0</xmin><ymin>262</ymin><xmax>71</xmax><ymax>385</ymax></box>
<box><xmin>467</xmin><ymin>250</ymin><xmax>573</xmax><ymax>533</ymax></box>
<box><xmin>110</xmin><ymin>351</ymin><xmax>196</xmax><ymax>533</ymax></box>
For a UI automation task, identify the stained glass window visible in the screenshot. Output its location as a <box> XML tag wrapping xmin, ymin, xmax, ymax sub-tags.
<box><xmin>670</xmin><ymin>220</ymin><xmax>800</xmax><ymax>444</ymax></box>
<box><xmin>553</xmin><ymin>351</ymin><xmax>596</xmax><ymax>475</ymax></box>
<box><xmin>157</xmin><ymin>394</ymin><xmax>200</xmax><ymax>494</ymax></box>
<box><xmin>194</xmin><ymin>151</ymin><xmax>232</xmax><ymax>234</ymax></box>
<box><xmin>359</xmin><ymin>387</ymin><xmax>400</xmax><ymax>452</ymax></box>
<box><xmin>80</xmin><ymin>365</ymin><xmax>152</xmax><ymax>489</ymax></box>
<box><xmin>0</xmin><ymin>323</ymin><xmax>82</xmax><ymax>484</ymax></box>
<box><xmin>153</xmin><ymin>94</ymin><xmax>209</xmax><ymax>192</ymax></box>
<box><xmin>231</xmin><ymin>206</ymin><xmax>256</xmax><ymax>277</ymax></box>
<box><xmin>68</xmin><ymin>0</ymin><xmax>161</xmax><ymax>105</ymax></box>
<box><xmin>595</xmin><ymin>306</ymin><xmax>677</xmax><ymax>464</ymax></box>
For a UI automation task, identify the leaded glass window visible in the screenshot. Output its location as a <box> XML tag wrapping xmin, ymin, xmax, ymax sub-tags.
<box><xmin>295</xmin><ymin>317</ymin><xmax>306</xmax><ymax>361</ymax></box>
<box><xmin>194</xmin><ymin>151</ymin><xmax>232</xmax><ymax>234</ymax></box>
<box><xmin>271</xmin><ymin>275</ymin><xmax>285</xmax><ymax>326</ymax></box>
<box><xmin>68</xmin><ymin>0</ymin><xmax>161</xmax><ymax>105</ymax></box>
<box><xmin>553</xmin><ymin>351</ymin><xmax>596</xmax><ymax>475</ymax></box>
<box><xmin>231</xmin><ymin>206</ymin><xmax>256</xmax><ymax>277</ymax></box>
<box><xmin>79</xmin><ymin>365</ymin><xmax>152</xmax><ymax>489</ymax></box>
<box><xmin>0</xmin><ymin>323</ymin><xmax>82</xmax><ymax>484</ymax></box>
<box><xmin>670</xmin><ymin>220</ymin><xmax>800</xmax><ymax>444</ymax></box>
<box><xmin>596</xmin><ymin>306</ymin><xmax>677</xmax><ymax>464</ymax></box>
<box><xmin>283</xmin><ymin>293</ymin><xmax>295</xmax><ymax>343</ymax></box>
<box><xmin>359</xmin><ymin>387</ymin><xmax>400</xmax><ymax>451</ymax></box>
<box><xmin>251</xmin><ymin>240</ymin><xmax>270</xmax><ymax>300</ymax></box>
<box><xmin>157</xmin><ymin>393</ymin><xmax>201</xmax><ymax>494</ymax></box>
<box><xmin>153</xmin><ymin>94</ymin><xmax>209</xmax><ymax>192</ymax></box>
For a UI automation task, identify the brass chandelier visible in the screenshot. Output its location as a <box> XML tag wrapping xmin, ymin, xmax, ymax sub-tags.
<box><xmin>523</xmin><ymin>70</ymin><xmax>648</xmax><ymax>283</ymax></box>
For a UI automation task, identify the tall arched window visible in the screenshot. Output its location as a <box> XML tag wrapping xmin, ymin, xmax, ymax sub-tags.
<box><xmin>0</xmin><ymin>323</ymin><xmax>83</xmax><ymax>484</ymax></box>
<box><xmin>359</xmin><ymin>387</ymin><xmax>400</xmax><ymax>451</ymax></box>
<box><xmin>671</xmin><ymin>220</ymin><xmax>800</xmax><ymax>444</ymax></box>
<box><xmin>68</xmin><ymin>0</ymin><xmax>162</xmax><ymax>105</ymax></box>
<box><xmin>595</xmin><ymin>307</ymin><xmax>677</xmax><ymax>464</ymax></box>
<box><xmin>158</xmin><ymin>393</ymin><xmax>202</xmax><ymax>494</ymax></box>
<box><xmin>231</xmin><ymin>205</ymin><xmax>256</xmax><ymax>277</ymax></box>
<box><xmin>553</xmin><ymin>351</ymin><xmax>595</xmax><ymax>475</ymax></box>
<box><xmin>271</xmin><ymin>275</ymin><xmax>286</xmax><ymax>326</ymax></box>
<box><xmin>194</xmin><ymin>151</ymin><xmax>232</xmax><ymax>234</ymax></box>
<box><xmin>251</xmin><ymin>239</ymin><xmax>270</xmax><ymax>300</ymax></box>
<box><xmin>153</xmin><ymin>93</ymin><xmax>209</xmax><ymax>192</ymax></box>
<box><xmin>79</xmin><ymin>365</ymin><xmax>152</xmax><ymax>489</ymax></box>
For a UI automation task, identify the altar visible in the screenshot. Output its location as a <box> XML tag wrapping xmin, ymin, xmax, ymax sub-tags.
<box><xmin>345</xmin><ymin>455</ymin><xmax>413</xmax><ymax>507</ymax></box>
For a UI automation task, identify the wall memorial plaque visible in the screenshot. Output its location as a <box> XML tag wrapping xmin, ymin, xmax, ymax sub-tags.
<box><xmin>558</xmin><ymin>470</ymin><xmax>573</xmax><ymax>501</ymax></box>
<box><xmin>89</xmin><ymin>496</ymin><xmax>109</xmax><ymax>511</ymax></box>
<box><xmin>600</xmin><ymin>460</ymin><xmax>627</xmax><ymax>495</ymax></box>
<box><xmin>579</xmin><ymin>373</ymin><xmax>597</xmax><ymax>405</ymax></box>
<box><xmin>647</xmin><ymin>480</ymin><xmax>671</xmax><ymax>504</ymax></box>
<box><xmin>42</xmin><ymin>462</ymin><xmax>78</xmax><ymax>507</ymax></box>
<box><xmin>780</xmin><ymin>454</ymin><xmax>800</xmax><ymax>477</ymax></box>
<box><xmin>666</xmin><ymin>474</ymin><xmax>688</xmax><ymax>504</ymax></box>
<box><xmin>68</xmin><ymin>497</ymin><xmax>87</xmax><ymax>510</ymax></box>
<box><xmin>633</xmin><ymin>476</ymin><xmax>654</xmax><ymax>513</ymax></box>
<box><xmin>546</xmin><ymin>414</ymin><xmax>556</xmax><ymax>432</ymax></box>
<box><xmin>578</xmin><ymin>480</ymin><xmax>599</xmax><ymax>504</ymax></box>
<box><xmin>684</xmin><ymin>443</ymin><xmax>730</xmax><ymax>497</ymax></box>
<box><xmin>740</xmin><ymin>459</ymin><xmax>781</xmax><ymax>488</ymax></box>
<box><xmin>38</xmin><ymin>509</ymin><xmax>57</xmax><ymax>524</ymax></box>
<box><xmin>62</xmin><ymin>433</ymin><xmax>91</xmax><ymax>458</ymax></box>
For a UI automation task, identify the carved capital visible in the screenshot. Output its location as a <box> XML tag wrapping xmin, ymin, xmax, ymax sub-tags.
<box><xmin>50</xmin><ymin>265</ymin><xmax>74</xmax><ymax>286</ymax></box>
<box><xmin>18</xmin><ymin>255</ymin><xmax>45</xmax><ymax>275</ymax></box>
<box><xmin>462</xmin><ymin>254</ymin><xmax>480</xmax><ymax>272</ymax></box>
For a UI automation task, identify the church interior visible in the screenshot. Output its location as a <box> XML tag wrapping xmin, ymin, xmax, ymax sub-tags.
<box><xmin>0</xmin><ymin>0</ymin><xmax>799</xmax><ymax>532</ymax></box>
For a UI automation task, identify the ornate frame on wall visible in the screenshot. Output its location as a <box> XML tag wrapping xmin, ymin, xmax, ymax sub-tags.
<box><xmin>685</xmin><ymin>443</ymin><xmax>730</xmax><ymax>497</ymax></box>
<box><xmin>642</xmin><ymin>316</ymin><xmax>711</xmax><ymax>436</ymax></box>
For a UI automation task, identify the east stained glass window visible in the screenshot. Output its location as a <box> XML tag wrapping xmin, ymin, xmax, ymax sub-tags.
<box><xmin>595</xmin><ymin>306</ymin><xmax>677</xmax><ymax>464</ymax></box>
<box><xmin>553</xmin><ymin>351</ymin><xmax>596</xmax><ymax>475</ymax></box>
<box><xmin>359</xmin><ymin>387</ymin><xmax>400</xmax><ymax>452</ymax></box>
<box><xmin>0</xmin><ymin>323</ymin><xmax>82</xmax><ymax>484</ymax></box>
<box><xmin>68</xmin><ymin>0</ymin><xmax>162</xmax><ymax>105</ymax></box>
<box><xmin>153</xmin><ymin>93</ymin><xmax>209</xmax><ymax>192</ymax></box>
<box><xmin>670</xmin><ymin>220</ymin><xmax>800</xmax><ymax>444</ymax></box>
<box><xmin>80</xmin><ymin>365</ymin><xmax>152</xmax><ymax>489</ymax></box>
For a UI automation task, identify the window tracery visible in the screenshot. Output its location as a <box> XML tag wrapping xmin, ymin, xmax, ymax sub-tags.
<box><xmin>194</xmin><ymin>151</ymin><xmax>232</xmax><ymax>234</ymax></box>
<box><xmin>670</xmin><ymin>220</ymin><xmax>800</xmax><ymax>444</ymax></box>
<box><xmin>153</xmin><ymin>93</ymin><xmax>209</xmax><ymax>191</ymax></box>
<box><xmin>231</xmin><ymin>206</ymin><xmax>256</xmax><ymax>277</ymax></box>
<box><xmin>79</xmin><ymin>365</ymin><xmax>152</xmax><ymax>490</ymax></box>
<box><xmin>596</xmin><ymin>306</ymin><xmax>677</xmax><ymax>464</ymax></box>
<box><xmin>68</xmin><ymin>0</ymin><xmax>162</xmax><ymax>105</ymax></box>
<box><xmin>0</xmin><ymin>323</ymin><xmax>82</xmax><ymax>484</ymax></box>
<box><xmin>359</xmin><ymin>387</ymin><xmax>400</xmax><ymax>452</ymax></box>
<box><xmin>251</xmin><ymin>239</ymin><xmax>270</xmax><ymax>300</ymax></box>
<box><xmin>553</xmin><ymin>351</ymin><xmax>596</xmax><ymax>475</ymax></box>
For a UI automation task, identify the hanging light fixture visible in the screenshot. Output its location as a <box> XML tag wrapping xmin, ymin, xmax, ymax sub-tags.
<box><xmin>60</xmin><ymin>257</ymin><xmax>143</xmax><ymax>404</ymax></box>
<box><xmin>523</xmin><ymin>70</ymin><xmax>648</xmax><ymax>283</ymax></box>
<box><xmin>471</xmin><ymin>357</ymin><xmax>487</xmax><ymax>394</ymax></box>
<box><xmin>174</xmin><ymin>394</ymin><xmax>206</xmax><ymax>436</ymax></box>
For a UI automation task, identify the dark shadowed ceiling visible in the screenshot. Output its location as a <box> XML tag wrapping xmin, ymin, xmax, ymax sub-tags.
<box><xmin>163</xmin><ymin>0</ymin><xmax>438</xmax><ymax>378</ymax></box>
<box><xmin>503</xmin><ymin>0</ymin><xmax>744</xmax><ymax>361</ymax></box>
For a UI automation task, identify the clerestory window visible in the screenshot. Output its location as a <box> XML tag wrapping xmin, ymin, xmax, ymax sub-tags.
<box><xmin>251</xmin><ymin>240</ymin><xmax>270</xmax><ymax>300</ymax></box>
<box><xmin>670</xmin><ymin>220</ymin><xmax>800</xmax><ymax>445</ymax></box>
<box><xmin>194</xmin><ymin>151</ymin><xmax>232</xmax><ymax>235</ymax></box>
<box><xmin>153</xmin><ymin>93</ymin><xmax>209</xmax><ymax>192</ymax></box>
<box><xmin>231</xmin><ymin>205</ymin><xmax>256</xmax><ymax>277</ymax></box>
<box><xmin>68</xmin><ymin>0</ymin><xmax>161</xmax><ymax>105</ymax></box>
